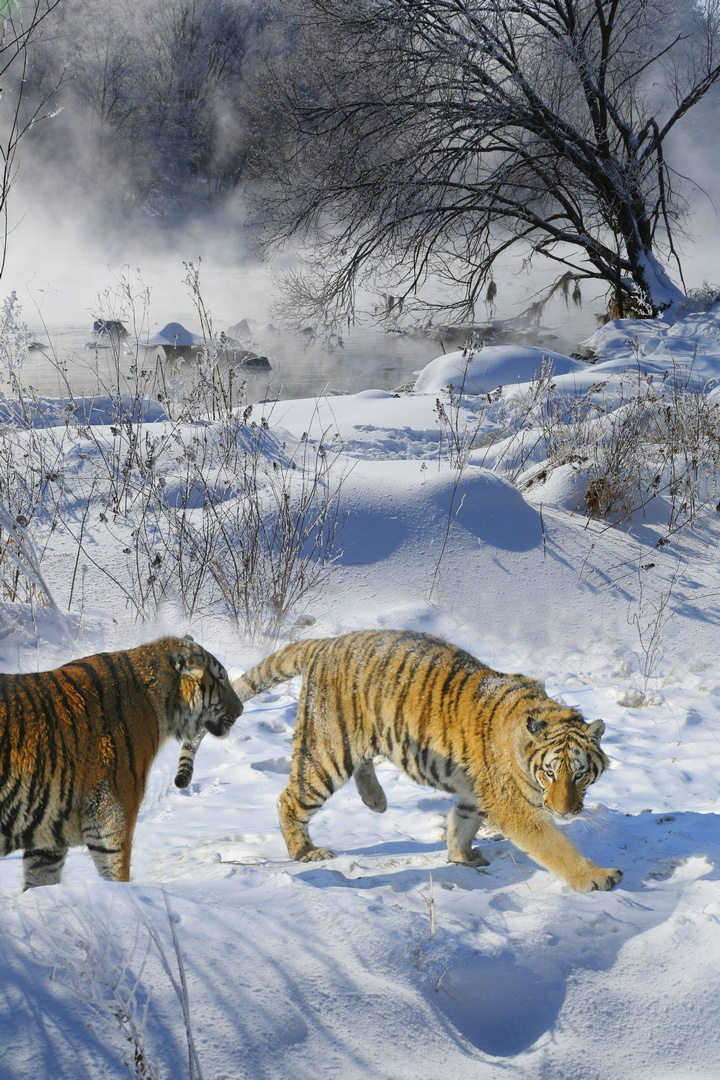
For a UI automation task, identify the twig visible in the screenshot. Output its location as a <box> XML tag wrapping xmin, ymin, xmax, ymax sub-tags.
<box><xmin>141</xmin><ymin>890</ymin><xmax>204</xmax><ymax>1080</ymax></box>
<box><xmin>417</xmin><ymin>871</ymin><xmax>436</xmax><ymax>938</ymax></box>
<box><xmin>508</xmin><ymin>851</ymin><xmax>533</xmax><ymax>892</ymax></box>
<box><xmin>68</xmin><ymin>479</ymin><xmax>97</xmax><ymax>611</ymax></box>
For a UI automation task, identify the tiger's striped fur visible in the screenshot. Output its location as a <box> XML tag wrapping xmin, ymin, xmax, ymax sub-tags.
<box><xmin>0</xmin><ymin>635</ymin><xmax>242</xmax><ymax>889</ymax></box>
<box><xmin>177</xmin><ymin>630</ymin><xmax>621</xmax><ymax>893</ymax></box>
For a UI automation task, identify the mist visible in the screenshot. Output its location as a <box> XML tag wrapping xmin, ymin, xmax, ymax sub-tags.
<box><xmin>3</xmin><ymin>190</ymin><xmax>274</xmax><ymax>335</ymax></box>
<box><xmin>3</xmin><ymin>0</ymin><xmax>720</xmax><ymax>358</ymax></box>
<box><xmin>0</xmin><ymin>0</ymin><xmax>279</xmax><ymax>336</ymax></box>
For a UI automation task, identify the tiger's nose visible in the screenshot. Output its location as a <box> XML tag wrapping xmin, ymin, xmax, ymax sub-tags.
<box><xmin>227</xmin><ymin>685</ymin><xmax>243</xmax><ymax>718</ymax></box>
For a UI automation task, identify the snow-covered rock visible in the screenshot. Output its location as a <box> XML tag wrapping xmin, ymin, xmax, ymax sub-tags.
<box><xmin>142</xmin><ymin>321</ymin><xmax>204</xmax><ymax>348</ymax></box>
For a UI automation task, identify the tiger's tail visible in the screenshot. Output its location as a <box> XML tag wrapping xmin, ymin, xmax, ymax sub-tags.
<box><xmin>174</xmin><ymin>730</ymin><xmax>206</xmax><ymax>788</ymax></box>
<box><xmin>231</xmin><ymin>638</ymin><xmax>326</xmax><ymax>701</ymax></box>
<box><xmin>174</xmin><ymin>639</ymin><xmax>327</xmax><ymax>789</ymax></box>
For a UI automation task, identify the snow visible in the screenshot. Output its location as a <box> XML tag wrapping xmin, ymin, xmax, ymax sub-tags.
<box><xmin>0</xmin><ymin>393</ymin><xmax>169</xmax><ymax>428</ymax></box>
<box><xmin>636</xmin><ymin>249</ymin><xmax>688</xmax><ymax>318</ymax></box>
<box><xmin>580</xmin><ymin>301</ymin><xmax>720</xmax><ymax>384</ymax></box>
<box><xmin>3</xmin><ymin>308</ymin><xmax>720</xmax><ymax>1078</ymax></box>
<box><xmin>412</xmin><ymin>343</ymin><xmax>586</xmax><ymax>394</ymax></box>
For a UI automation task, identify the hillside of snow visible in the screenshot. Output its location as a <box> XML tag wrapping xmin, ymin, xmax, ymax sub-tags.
<box><xmin>2</xmin><ymin>306</ymin><xmax>720</xmax><ymax>1079</ymax></box>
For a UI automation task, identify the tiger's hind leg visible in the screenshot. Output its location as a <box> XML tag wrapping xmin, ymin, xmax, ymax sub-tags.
<box><xmin>83</xmin><ymin>823</ymin><xmax>132</xmax><ymax>880</ymax></box>
<box><xmin>278</xmin><ymin>747</ymin><xmax>354</xmax><ymax>862</ymax></box>
<box><xmin>447</xmin><ymin>803</ymin><xmax>489</xmax><ymax>868</ymax></box>
<box><xmin>354</xmin><ymin>758</ymin><xmax>387</xmax><ymax>813</ymax></box>
<box><xmin>22</xmin><ymin>846</ymin><xmax>68</xmax><ymax>890</ymax></box>
<box><xmin>278</xmin><ymin>678</ymin><xmax>357</xmax><ymax>862</ymax></box>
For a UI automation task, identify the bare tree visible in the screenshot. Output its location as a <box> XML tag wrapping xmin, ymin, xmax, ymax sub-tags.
<box><xmin>250</xmin><ymin>0</ymin><xmax>720</xmax><ymax>323</ymax></box>
<box><xmin>0</xmin><ymin>0</ymin><xmax>63</xmax><ymax>277</ymax></box>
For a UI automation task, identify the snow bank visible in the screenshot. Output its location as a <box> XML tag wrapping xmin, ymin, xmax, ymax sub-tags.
<box><xmin>0</xmin><ymin>393</ymin><xmax>168</xmax><ymax>427</ymax></box>
<box><xmin>413</xmin><ymin>345</ymin><xmax>587</xmax><ymax>394</ymax></box>
<box><xmin>581</xmin><ymin>303</ymin><xmax>720</xmax><ymax>384</ymax></box>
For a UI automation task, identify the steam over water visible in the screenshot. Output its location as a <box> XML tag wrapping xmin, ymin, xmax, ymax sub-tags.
<box><xmin>17</xmin><ymin>309</ymin><xmax>601</xmax><ymax>404</ymax></box>
<box><xmin>0</xmin><ymin>203</ymin><xmax>622</xmax><ymax>404</ymax></box>
<box><xmin>17</xmin><ymin>325</ymin><xmax>443</xmax><ymax>402</ymax></box>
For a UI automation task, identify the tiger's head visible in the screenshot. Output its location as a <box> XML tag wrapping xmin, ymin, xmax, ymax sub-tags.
<box><xmin>170</xmin><ymin>636</ymin><xmax>243</xmax><ymax>740</ymax></box>
<box><xmin>525</xmin><ymin>714</ymin><xmax>609</xmax><ymax>818</ymax></box>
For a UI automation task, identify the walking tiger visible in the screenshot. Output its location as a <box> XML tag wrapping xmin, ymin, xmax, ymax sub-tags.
<box><xmin>176</xmin><ymin>630</ymin><xmax>622</xmax><ymax>893</ymax></box>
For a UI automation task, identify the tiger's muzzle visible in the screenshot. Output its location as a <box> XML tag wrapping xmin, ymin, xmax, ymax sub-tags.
<box><xmin>204</xmin><ymin>682</ymin><xmax>243</xmax><ymax>737</ymax></box>
<box><xmin>543</xmin><ymin>770</ymin><xmax>584</xmax><ymax>818</ymax></box>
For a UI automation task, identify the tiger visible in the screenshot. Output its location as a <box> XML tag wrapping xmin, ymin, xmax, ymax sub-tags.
<box><xmin>175</xmin><ymin>630</ymin><xmax>622</xmax><ymax>893</ymax></box>
<box><xmin>0</xmin><ymin>635</ymin><xmax>242</xmax><ymax>889</ymax></box>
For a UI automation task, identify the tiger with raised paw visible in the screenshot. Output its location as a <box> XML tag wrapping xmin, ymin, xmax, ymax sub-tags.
<box><xmin>177</xmin><ymin>630</ymin><xmax>621</xmax><ymax>893</ymax></box>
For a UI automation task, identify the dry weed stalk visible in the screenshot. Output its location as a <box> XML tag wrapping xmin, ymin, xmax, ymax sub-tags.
<box><xmin>0</xmin><ymin>275</ymin><xmax>346</xmax><ymax>638</ymax></box>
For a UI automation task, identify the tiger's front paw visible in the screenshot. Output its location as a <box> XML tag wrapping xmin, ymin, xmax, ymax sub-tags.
<box><xmin>574</xmin><ymin>866</ymin><xmax>623</xmax><ymax>892</ymax></box>
<box><xmin>297</xmin><ymin>846</ymin><xmax>333</xmax><ymax>862</ymax></box>
<box><xmin>590</xmin><ymin>867</ymin><xmax>623</xmax><ymax>891</ymax></box>
<box><xmin>448</xmin><ymin>847</ymin><xmax>490</xmax><ymax>868</ymax></box>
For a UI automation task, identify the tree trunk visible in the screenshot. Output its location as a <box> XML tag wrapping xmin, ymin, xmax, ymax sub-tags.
<box><xmin>629</xmin><ymin>249</ymin><xmax>686</xmax><ymax>319</ymax></box>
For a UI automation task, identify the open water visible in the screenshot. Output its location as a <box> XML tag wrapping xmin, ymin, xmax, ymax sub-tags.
<box><xmin>14</xmin><ymin>306</ymin><xmax>600</xmax><ymax>406</ymax></box>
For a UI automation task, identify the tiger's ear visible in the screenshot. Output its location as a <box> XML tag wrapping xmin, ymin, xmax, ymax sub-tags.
<box><xmin>172</xmin><ymin>639</ymin><xmax>205</xmax><ymax>679</ymax></box>
<box><xmin>586</xmin><ymin>719</ymin><xmax>605</xmax><ymax>742</ymax></box>
<box><xmin>527</xmin><ymin>716</ymin><xmax>547</xmax><ymax>736</ymax></box>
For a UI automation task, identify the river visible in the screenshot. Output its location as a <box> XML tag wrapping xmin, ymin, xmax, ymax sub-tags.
<box><xmin>13</xmin><ymin>305</ymin><xmax>601</xmax><ymax>405</ymax></box>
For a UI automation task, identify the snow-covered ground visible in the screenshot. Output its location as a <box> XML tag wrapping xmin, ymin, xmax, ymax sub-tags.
<box><xmin>3</xmin><ymin>307</ymin><xmax>720</xmax><ymax>1079</ymax></box>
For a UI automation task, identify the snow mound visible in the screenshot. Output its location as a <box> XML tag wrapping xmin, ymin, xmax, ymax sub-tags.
<box><xmin>424</xmin><ymin>467</ymin><xmax>543</xmax><ymax>551</ymax></box>
<box><xmin>581</xmin><ymin>318</ymin><xmax>667</xmax><ymax>360</ymax></box>
<box><xmin>581</xmin><ymin>305</ymin><xmax>720</xmax><ymax>384</ymax></box>
<box><xmin>0</xmin><ymin>393</ymin><xmax>168</xmax><ymax>428</ymax></box>
<box><xmin>335</xmin><ymin>462</ymin><xmax>542</xmax><ymax>565</ymax></box>
<box><xmin>413</xmin><ymin>345</ymin><xmax>587</xmax><ymax>394</ymax></box>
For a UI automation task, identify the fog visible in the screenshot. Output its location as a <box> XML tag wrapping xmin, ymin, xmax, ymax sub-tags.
<box><xmin>2</xmin><ymin>191</ymin><xmax>269</xmax><ymax>332</ymax></box>
<box><xmin>1</xmin><ymin>0</ymin><xmax>720</xmax><ymax>398</ymax></box>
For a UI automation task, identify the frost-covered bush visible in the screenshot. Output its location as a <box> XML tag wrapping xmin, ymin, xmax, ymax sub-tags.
<box><xmin>677</xmin><ymin>283</ymin><xmax>720</xmax><ymax>315</ymax></box>
<box><xmin>111</xmin><ymin>413</ymin><xmax>344</xmax><ymax>637</ymax></box>
<box><xmin>433</xmin><ymin>348</ymin><xmax>720</xmax><ymax>532</ymax></box>
<box><xmin>0</xmin><ymin>278</ymin><xmax>345</xmax><ymax>639</ymax></box>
